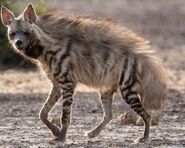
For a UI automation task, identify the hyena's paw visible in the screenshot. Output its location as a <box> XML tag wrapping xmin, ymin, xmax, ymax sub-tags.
<box><xmin>49</xmin><ymin>137</ymin><xmax>65</xmax><ymax>144</ymax></box>
<box><xmin>134</xmin><ymin>137</ymin><xmax>149</xmax><ymax>144</ymax></box>
<box><xmin>58</xmin><ymin>128</ymin><xmax>67</xmax><ymax>142</ymax></box>
<box><xmin>50</xmin><ymin>125</ymin><xmax>60</xmax><ymax>138</ymax></box>
<box><xmin>49</xmin><ymin>129</ymin><xmax>66</xmax><ymax>144</ymax></box>
<box><xmin>50</xmin><ymin>128</ymin><xmax>60</xmax><ymax>138</ymax></box>
<box><xmin>50</xmin><ymin>136</ymin><xmax>66</xmax><ymax>143</ymax></box>
<box><xmin>85</xmin><ymin>130</ymin><xmax>100</xmax><ymax>139</ymax></box>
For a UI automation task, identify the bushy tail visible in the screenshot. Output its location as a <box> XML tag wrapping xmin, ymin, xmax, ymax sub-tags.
<box><xmin>139</xmin><ymin>51</ymin><xmax>167</xmax><ymax>110</ymax></box>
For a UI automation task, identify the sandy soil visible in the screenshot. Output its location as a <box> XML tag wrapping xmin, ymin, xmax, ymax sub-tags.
<box><xmin>0</xmin><ymin>0</ymin><xmax>185</xmax><ymax>147</ymax></box>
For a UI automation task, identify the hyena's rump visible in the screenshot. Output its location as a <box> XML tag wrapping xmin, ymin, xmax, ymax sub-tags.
<box><xmin>1</xmin><ymin>3</ymin><xmax>167</xmax><ymax>144</ymax></box>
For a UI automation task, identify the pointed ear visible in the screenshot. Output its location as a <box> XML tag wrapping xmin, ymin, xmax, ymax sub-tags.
<box><xmin>23</xmin><ymin>3</ymin><xmax>37</xmax><ymax>23</ymax></box>
<box><xmin>1</xmin><ymin>6</ymin><xmax>15</xmax><ymax>27</ymax></box>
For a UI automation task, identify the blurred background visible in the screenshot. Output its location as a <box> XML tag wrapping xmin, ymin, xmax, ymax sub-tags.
<box><xmin>0</xmin><ymin>0</ymin><xmax>185</xmax><ymax>69</ymax></box>
<box><xmin>0</xmin><ymin>0</ymin><xmax>184</xmax><ymax>147</ymax></box>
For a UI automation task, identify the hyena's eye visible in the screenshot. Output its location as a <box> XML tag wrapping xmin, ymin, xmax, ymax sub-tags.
<box><xmin>23</xmin><ymin>32</ymin><xmax>30</xmax><ymax>36</ymax></box>
<box><xmin>9</xmin><ymin>32</ymin><xmax>16</xmax><ymax>37</ymax></box>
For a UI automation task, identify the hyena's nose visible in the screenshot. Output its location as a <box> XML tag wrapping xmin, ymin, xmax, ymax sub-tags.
<box><xmin>16</xmin><ymin>40</ymin><xmax>23</xmax><ymax>46</ymax></box>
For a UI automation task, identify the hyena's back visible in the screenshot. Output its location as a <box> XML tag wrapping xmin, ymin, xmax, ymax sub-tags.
<box><xmin>36</xmin><ymin>13</ymin><xmax>167</xmax><ymax>110</ymax></box>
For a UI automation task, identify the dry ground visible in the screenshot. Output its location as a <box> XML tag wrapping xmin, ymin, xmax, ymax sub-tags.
<box><xmin>0</xmin><ymin>0</ymin><xmax>185</xmax><ymax>147</ymax></box>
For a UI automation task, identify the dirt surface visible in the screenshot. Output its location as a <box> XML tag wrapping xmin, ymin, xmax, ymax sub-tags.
<box><xmin>0</xmin><ymin>0</ymin><xmax>185</xmax><ymax>147</ymax></box>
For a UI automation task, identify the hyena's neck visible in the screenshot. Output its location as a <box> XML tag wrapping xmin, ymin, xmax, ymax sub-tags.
<box><xmin>25</xmin><ymin>38</ymin><xmax>44</xmax><ymax>59</ymax></box>
<box><xmin>30</xmin><ymin>24</ymin><xmax>58</xmax><ymax>61</ymax></box>
<box><xmin>32</xmin><ymin>24</ymin><xmax>56</xmax><ymax>44</ymax></box>
<box><xmin>31</xmin><ymin>24</ymin><xmax>61</xmax><ymax>79</ymax></box>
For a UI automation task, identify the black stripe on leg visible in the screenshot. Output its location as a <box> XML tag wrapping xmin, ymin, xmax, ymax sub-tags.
<box><xmin>134</xmin><ymin>108</ymin><xmax>143</xmax><ymax>114</ymax></box>
<box><xmin>119</xmin><ymin>57</ymin><xmax>129</xmax><ymax>85</ymax></box>
<box><xmin>121</xmin><ymin>56</ymin><xmax>138</xmax><ymax>91</ymax></box>
<box><xmin>62</xmin><ymin>108</ymin><xmax>71</xmax><ymax>124</ymax></box>
<box><xmin>125</xmin><ymin>91</ymin><xmax>137</xmax><ymax>98</ymax></box>
<box><xmin>122</xmin><ymin>79</ymin><xmax>139</xmax><ymax>91</ymax></box>
<box><xmin>57</xmin><ymin>74</ymin><xmax>73</xmax><ymax>84</ymax></box>
<box><xmin>64</xmin><ymin>86</ymin><xmax>74</xmax><ymax>92</ymax></box>
<box><xmin>62</xmin><ymin>111</ymin><xmax>69</xmax><ymax>123</ymax></box>
<box><xmin>125</xmin><ymin>91</ymin><xmax>144</xmax><ymax>114</ymax></box>
<box><xmin>126</xmin><ymin>57</ymin><xmax>137</xmax><ymax>84</ymax></box>
<box><xmin>63</xmin><ymin>99</ymin><xmax>73</xmax><ymax>107</ymax></box>
<box><xmin>130</xmin><ymin>101</ymin><xmax>142</xmax><ymax>109</ymax></box>
<box><xmin>62</xmin><ymin>91</ymin><xmax>74</xmax><ymax>124</ymax></box>
<box><xmin>63</xmin><ymin>92</ymin><xmax>73</xmax><ymax>99</ymax></box>
<box><xmin>56</xmin><ymin>66</ymin><xmax>74</xmax><ymax>86</ymax></box>
<box><xmin>126</xmin><ymin>97</ymin><xmax>138</xmax><ymax>104</ymax></box>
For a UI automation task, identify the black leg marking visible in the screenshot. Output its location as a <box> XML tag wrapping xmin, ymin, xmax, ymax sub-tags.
<box><xmin>119</xmin><ymin>56</ymin><xmax>129</xmax><ymax>85</ymax></box>
<box><xmin>122</xmin><ymin>90</ymin><xmax>151</xmax><ymax>143</ymax></box>
<box><xmin>119</xmin><ymin>57</ymin><xmax>151</xmax><ymax>143</ymax></box>
<box><xmin>54</xmin><ymin>73</ymin><xmax>75</xmax><ymax>142</ymax></box>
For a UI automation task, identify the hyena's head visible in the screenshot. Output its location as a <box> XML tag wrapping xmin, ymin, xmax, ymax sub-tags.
<box><xmin>1</xmin><ymin>4</ymin><xmax>41</xmax><ymax>58</ymax></box>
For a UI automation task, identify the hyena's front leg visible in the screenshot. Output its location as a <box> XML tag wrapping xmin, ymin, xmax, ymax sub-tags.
<box><xmin>86</xmin><ymin>89</ymin><xmax>115</xmax><ymax>139</ymax></box>
<box><xmin>39</xmin><ymin>85</ymin><xmax>62</xmax><ymax>138</ymax></box>
<box><xmin>56</xmin><ymin>79</ymin><xmax>76</xmax><ymax>142</ymax></box>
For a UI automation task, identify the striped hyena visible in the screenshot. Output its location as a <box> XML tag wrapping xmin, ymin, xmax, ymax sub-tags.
<box><xmin>1</xmin><ymin>4</ymin><xmax>167</xmax><ymax>143</ymax></box>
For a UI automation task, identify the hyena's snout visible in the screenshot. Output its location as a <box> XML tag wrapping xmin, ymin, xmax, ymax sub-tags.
<box><xmin>11</xmin><ymin>32</ymin><xmax>30</xmax><ymax>50</ymax></box>
<box><xmin>15</xmin><ymin>39</ymin><xmax>23</xmax><ymax>47</ymax></box>
<box><xmin>15</xmin><ymin>41</ymin><xmax>27</xmax><ymax>51</ymax></box>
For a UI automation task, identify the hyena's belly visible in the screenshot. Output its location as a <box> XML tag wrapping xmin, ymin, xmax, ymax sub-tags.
<box><xmin>72</xmin><ymin>62</ymin><xmax>119</xmax><ymax>90</ymax></box>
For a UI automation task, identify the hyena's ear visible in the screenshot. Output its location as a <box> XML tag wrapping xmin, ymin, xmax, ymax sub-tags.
<box><xmin>23</xmin><ymin>3</ymin><xmax>37</xmax><ymax>24</ymax></box>
<box><xmin>1</xmin><ymin>6</ymin><xmax>15</xmax><ymax>27</ymax></box>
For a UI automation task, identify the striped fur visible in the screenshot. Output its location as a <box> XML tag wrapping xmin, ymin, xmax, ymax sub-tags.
<box><xmin>1</xmin><ymin>4</ymin><xmax>167</xmax><ymax>143</ymax></box>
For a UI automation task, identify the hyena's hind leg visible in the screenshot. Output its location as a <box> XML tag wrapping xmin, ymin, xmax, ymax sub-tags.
<box><xmin>120</xmin><ymin>83</ymin><xmax>151</xmax><ymax>143</ymax></box>
<box><xmin>86</xmin><ymin>87</ymin><xmax>116</xmax><ymax>138</ymax></box>
<box><xmin>40</xmin><ymin>85</ymin><xmax>62</xmax><ymax>138</ymax></box>
<box><xmin>119</xmin><ymin>56</ymin><xmax>151</xmax><ymax>143</ymax></box>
